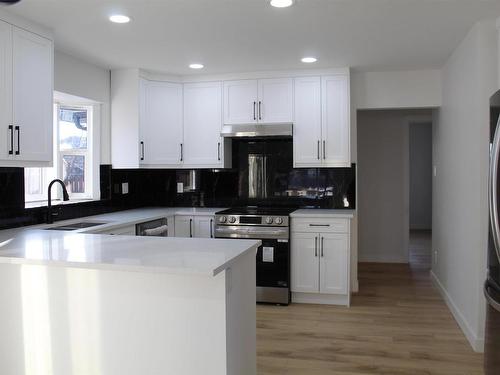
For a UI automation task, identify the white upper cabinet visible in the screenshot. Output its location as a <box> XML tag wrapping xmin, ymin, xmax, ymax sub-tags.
<box><xmin>257</xmin><ymin>78</ymin><xmax>293</xmax><ymax>123</ymax></box>
<box><xmin>223</xmin><ymin>78</ymin><xmax>293</xmax><ymax>125</ymax></box>
<box><xmin>223</xmin><ymin>80</ymin><xmax>258</xmax><ymax>124</ymax></box>
<box><xmin>140</xmin><ymin>80</ymin><xmax>183</xmax><ymax>166</ymax></box>
<box><xmin>0</xmin><ymin>21</ymin><xmax>12</xmax><ymax>162</ymax></box>
<box><xmin>321</xmin><ymin>75</ymin><xmax>350</xmax><ymax>167</ymax></box>
<box><xmin>293</xmin><ymin>77</ymin><xmax>322</xmax><ymax>167</ymax></box>
<box><xmin>293</xmin><ymin>73</ymin><xmax>350</xmax><ymax>168</ymax></box>
<box><xmin>0</xmin><ymin>21</ymin><xmax>53</xmax><ymax>166</ymax></box>
<box><xmin>183</xmin><ymin>81</ymin><xmax>229</xmax><ymax>168</ymax></box>
<box><xmin>12</xmin><ymin>27</ymin><xmax>53</xmax><ymax>162</ymax></box>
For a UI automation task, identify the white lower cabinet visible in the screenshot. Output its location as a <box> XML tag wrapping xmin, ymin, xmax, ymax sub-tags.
<box><xmin>174</xmin><ymin>215</ymin><xmax>215</xmax><ymax>238</ymax></box>
<box><xmin>291</xmin><ymin>217</ymin><xmax>350</xmax><ymax>306</ymax></box>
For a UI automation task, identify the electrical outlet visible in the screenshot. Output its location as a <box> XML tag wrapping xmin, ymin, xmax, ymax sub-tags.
<box><xmin>177</xmin><ymin>182</ymin><xmax>184</xmax><ymax>193</ymax></box>
<box><xmin>122</xmin><ymin>182</ymin><xmax>129</xmax><ymax>194</ymax></box>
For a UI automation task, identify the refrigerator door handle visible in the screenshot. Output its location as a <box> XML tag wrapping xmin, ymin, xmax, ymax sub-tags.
<box><xmin>489</xmin><ymin>117</ymin><xmax>500</xmax><ymax>264</ymax></box>
<box><xmin>484</xmin><ymin>281</ymin><xmax>500</xmax><ymax>313</ymax></box>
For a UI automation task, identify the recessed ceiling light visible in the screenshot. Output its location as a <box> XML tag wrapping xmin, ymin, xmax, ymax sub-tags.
<box><xmin>301</xmin><ymin>57</ymin><xmax>317</xmax><ymax>63</ymax></box>
<box><xmin>270</xmin><ymin>0</ymin><xmax>294</xmax><ymax>8</ymax></box>
<box><xmin>189</xmin><ymin>63</ymin><xmax>204</xmax><ymax>69</ymax></box>
<box><xmin>109</xmin><ymin>15</ymin><xmax>130</xmax><ymax>24</ymax></box>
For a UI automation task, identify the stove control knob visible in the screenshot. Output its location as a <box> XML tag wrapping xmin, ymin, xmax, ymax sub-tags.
<box><xmin>275</xmin><ymin>217</ymin><xmax>283</xmax><ymax>225</ymax></box>
<box><xmin>265</xmin><ymin>216</ymin><xmax>273</xmax><ymax>224</ymax></box>
<box><xmin>228</xmin><ymin>216</ymin><xmax>237</xmax><ymax>224</ymax></box>
<box><xmin>218</xmin><ymin>216</ymin><xmax>227</xmax><ymax>223</ymax></box>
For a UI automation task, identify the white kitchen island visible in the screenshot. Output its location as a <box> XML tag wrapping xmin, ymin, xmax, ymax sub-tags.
<box><xmin>0</xmin><ymin>230</ymin><xmax>260</xmax><ymax>375</ymax></box>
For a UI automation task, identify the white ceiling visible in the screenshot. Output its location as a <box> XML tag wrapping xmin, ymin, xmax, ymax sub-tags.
<box><xmin>6</xmin><ymin>0</ymin><xmax>500</xmax><ymax>75</ymax></box>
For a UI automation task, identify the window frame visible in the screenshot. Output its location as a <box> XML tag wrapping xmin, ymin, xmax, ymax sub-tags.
<box><xmin>56</xmin><ymin>103</ymin><xmax>93</xmax><ymax>200</ymax></box>
<box><xmin>24</xmin><ymin>100</ymin><xmax>100</xmax><ymax>206</ymax></box>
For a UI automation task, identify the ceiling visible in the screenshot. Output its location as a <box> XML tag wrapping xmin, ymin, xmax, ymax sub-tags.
<box><xmin>6</xmin><ymin>0</ymin><xmax>500</xmax><ymax>75</ymax></box>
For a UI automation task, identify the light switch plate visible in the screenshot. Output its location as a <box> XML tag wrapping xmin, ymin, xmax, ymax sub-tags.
<box><xmin>122</xmin><ymin>182</ymin><xmax>129</xmax><ymax>194</ymax></box>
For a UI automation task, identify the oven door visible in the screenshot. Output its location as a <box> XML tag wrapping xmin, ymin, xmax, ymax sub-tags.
<box><xmin>256</xmin><ymin>238</ymin><xmax>290</xmax><ymax>304</ymax></box>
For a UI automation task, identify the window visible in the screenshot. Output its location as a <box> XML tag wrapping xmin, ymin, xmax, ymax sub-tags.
<box><xmin>25</xmin><ymin>102</ymin><xmax>98</xmax><ymax>205</ymax></box>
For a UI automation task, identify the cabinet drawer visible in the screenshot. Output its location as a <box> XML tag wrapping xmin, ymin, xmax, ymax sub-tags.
<box><xmin>291</xmin><ymin>218</ymin><xmax>349</xmax><ymax>234</ymax></box>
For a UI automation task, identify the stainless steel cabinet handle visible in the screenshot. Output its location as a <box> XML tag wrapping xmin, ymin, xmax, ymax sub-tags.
<box><xmin>210</xmin><ymin>219</ymin><xmax>213</xmax><ymax>238</ymax></box>
<box><xmin>253</xmin><ymin>101</ymin><xmax>256</xmax><ymax>121</ymax></box>
<box><xmin>8</xmin><ymin>125</ymin><xmax>13</xmax><ymax>155</ymax></box>
<box><xmin>189</xmin><ymin>218</ymin><xmax>193</xmax><ymax>238</ymax></box>
<box><xmin>309</xmin><ymin>224</ymin><xmax>330</xmax><ymax>227</ymax></box>
<box><xmin>490</xmin><ymin>115</ymin><xmax>500</xmax><ymax>263</ymax></box>
<box><xmin>217</xmin><ymin>142</ymin><xmax>221</xmax><ymax>161</ymax></box>
<box><xmin>140</xmin><ymin>141</ymin><xmax>145</xmax><ymax>161</ymax></box>
<box><xmin>15</xmin><ymin>126</ymin><xmax>20</xmax><ymax>155</ymax></box>
<box><xmin>314</xmin><ymin>236</ymin><xmax>318</xmax><ymax>257</ymax></box>
<box><xmin>258</xmin><ymin>101</ymin><xmax>262</xmax><ymax>120</ymax></box>
<box><xmin>317</xmin><ymin>140</ymin><xmax>320</xmax><ymax>160</ymax></box>
<box><xmin>180</xmin><ymin>143</ymin><xmax>183</xmax><ymax>162</ymax></box>
<box><xmin>323</xmin><ymin>140</ymin><xmax>326</xmax><ymax>160</ymax></box>
<box><xmin>321</xmin><ymin>236</ymin><xmax>324</xmax><ymax>257</ymax></box>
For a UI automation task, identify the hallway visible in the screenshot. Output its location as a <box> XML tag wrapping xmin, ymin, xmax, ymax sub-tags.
<box><xmin>257</xmin><ymin>262</ymin><xmax>482</xmax><ymax>375</ymax></box>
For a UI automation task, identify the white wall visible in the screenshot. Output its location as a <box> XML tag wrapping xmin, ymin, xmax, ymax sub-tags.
<box><xmin>54</xmin><ymin>50</ymin><xmax>111</xmax><ymax>164</ymax></box>
<box><xmin>409</xmin><ymin>123</ymin><xmax>433</xmax><ymax>230</ymax></box>
<box><xmin>431</xmin><ymin>19</ymin><xmax>498</xmax><ymax>352</ymax></box>
<box><xmin>351</xmin><ymin>69</ymin><xmax>442</xmax><ymax>110</ymax></box>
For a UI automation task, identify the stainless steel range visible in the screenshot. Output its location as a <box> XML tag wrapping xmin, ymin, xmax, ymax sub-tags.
<box><xmin>215</xmin><ymin>207</ymin><xmax>295</xmax><ymax>305</ymax></box>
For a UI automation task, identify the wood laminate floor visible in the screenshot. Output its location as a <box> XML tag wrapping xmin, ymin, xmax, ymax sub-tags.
<box><xmin>257</xmin><ymin>261</ymin><xmax>483</xmax><ymax>374</ymax></box>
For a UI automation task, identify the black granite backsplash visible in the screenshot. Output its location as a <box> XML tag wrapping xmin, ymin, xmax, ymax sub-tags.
<box><xmin>0</xmin><ymin>138</ymin><xmax>355</xmax><ymax>229</ymax></box>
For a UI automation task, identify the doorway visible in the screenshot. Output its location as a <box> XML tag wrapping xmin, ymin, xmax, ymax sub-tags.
<box><xmin>357</xmin><ymin>109</ymin><xmax>433</xmax><ymax>266</ymax></box>
<box><xmin>409</xmin><ymin>122</ymin><xmax>433</xmax><ymax>269</ymax></box>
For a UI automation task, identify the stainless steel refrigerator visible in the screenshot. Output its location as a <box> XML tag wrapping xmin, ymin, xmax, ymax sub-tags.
<box><xmin>486</xmin><ymin>90</ymin><xmax>500</xmax><ymax>374</ymax></box>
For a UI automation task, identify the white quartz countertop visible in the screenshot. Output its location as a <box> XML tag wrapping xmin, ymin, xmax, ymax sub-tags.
<box><xmin>4</xmin><ymin>207</ymin><xmax>227</xmax><ymax>235</ymax></box>
<box><xmin>290</xmin><ymin>209</ymin><xmax>355</xmax><ymax>218</ymax></box>
<box><xmin>0</xmin><ymin>230</ymin><xmax>260</xmax><ymax>276</ymax></box>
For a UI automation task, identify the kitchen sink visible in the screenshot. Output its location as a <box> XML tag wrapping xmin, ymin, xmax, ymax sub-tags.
<box><xmin>45</xmin><ymin>221</ymin><xmax>108</xmax><ymax>231</ymax></box>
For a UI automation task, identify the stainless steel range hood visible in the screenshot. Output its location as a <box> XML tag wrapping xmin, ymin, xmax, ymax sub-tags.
<box><xmin>221</xmin><ymin>123</ymin><xmax>293</xmax><ymax>138</ymax></box>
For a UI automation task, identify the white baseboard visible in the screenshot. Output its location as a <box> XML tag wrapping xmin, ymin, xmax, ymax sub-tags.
<box><xmin>292</xmin><ymin>292</ymin><xmax>350</xmax><ymax>306</ymax></box>
<box><xmin>430</xmin><ymin>271</ymin><xmax>484</xmax><ymax>353</ymax></box>
<box><xmin>352</xmin><ymin>279</ymin><xmax>359</xmax><ymax>293</ymax></box>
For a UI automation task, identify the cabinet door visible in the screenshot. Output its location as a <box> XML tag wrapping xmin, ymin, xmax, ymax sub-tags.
<box><xmin>223</xmin><ymin>80</ymin><xmax>257</xmax><ymax>124</ymax></box>
<box><xmin>141</xmin><ymin>80</ymin><xmax>183</xmax><ymax>166</ymax></box>
<box><xmin>293</xmin><ymin>77</ymin><xmax>322</xmax><ymax>167</ymax></box>
<box><xmin>12</xmin><ymin>27</ymin><xmax>53</xmax><ymax>162</ymax></box>
<box><xmin>257</xmin><ymin>78</ymin><xmax>293</xmax><ymax>124</ymax></box>
<box><xmin>321</xmin><ymin>75</ymin><xmax>350</xmax><ymax>167</ymax></box>
<box><xmin>0</xmin><ymin>21</ymin><xmax>12</xmax><ymax>161</ymax></box>
<box><xmin>193</xmin><ymin>216</ymin><xmax>214</xmax><ymax>238</ymax></box>
<box><xmin>319</xmin><ymin>233</ymin><xmax>349</xmax><ymax>295</ymax></box>
<box><xmin>183</xmin><ymin>82</ymin><xmax>223</xmax><ymax>167</ymax></box>
<box><xmin>291</xmin><ymin>232</ymin><xmax>320</xmax><ymax>293</ymax></box>
<box><xmin>174</xmin><ymin>216</ymin><xmax>193</xmax><ymax>238</ymax></box>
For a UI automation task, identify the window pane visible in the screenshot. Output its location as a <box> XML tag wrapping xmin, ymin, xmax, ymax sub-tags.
<box><xmin>59</xmin><ymin>107</ymin><xmax>88</xmax><ymax>150</ymax></box>
<box><xmin>62</xmin><ymin>155</ymin><xmax>85</xmax><ymax>194</ymax></box>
